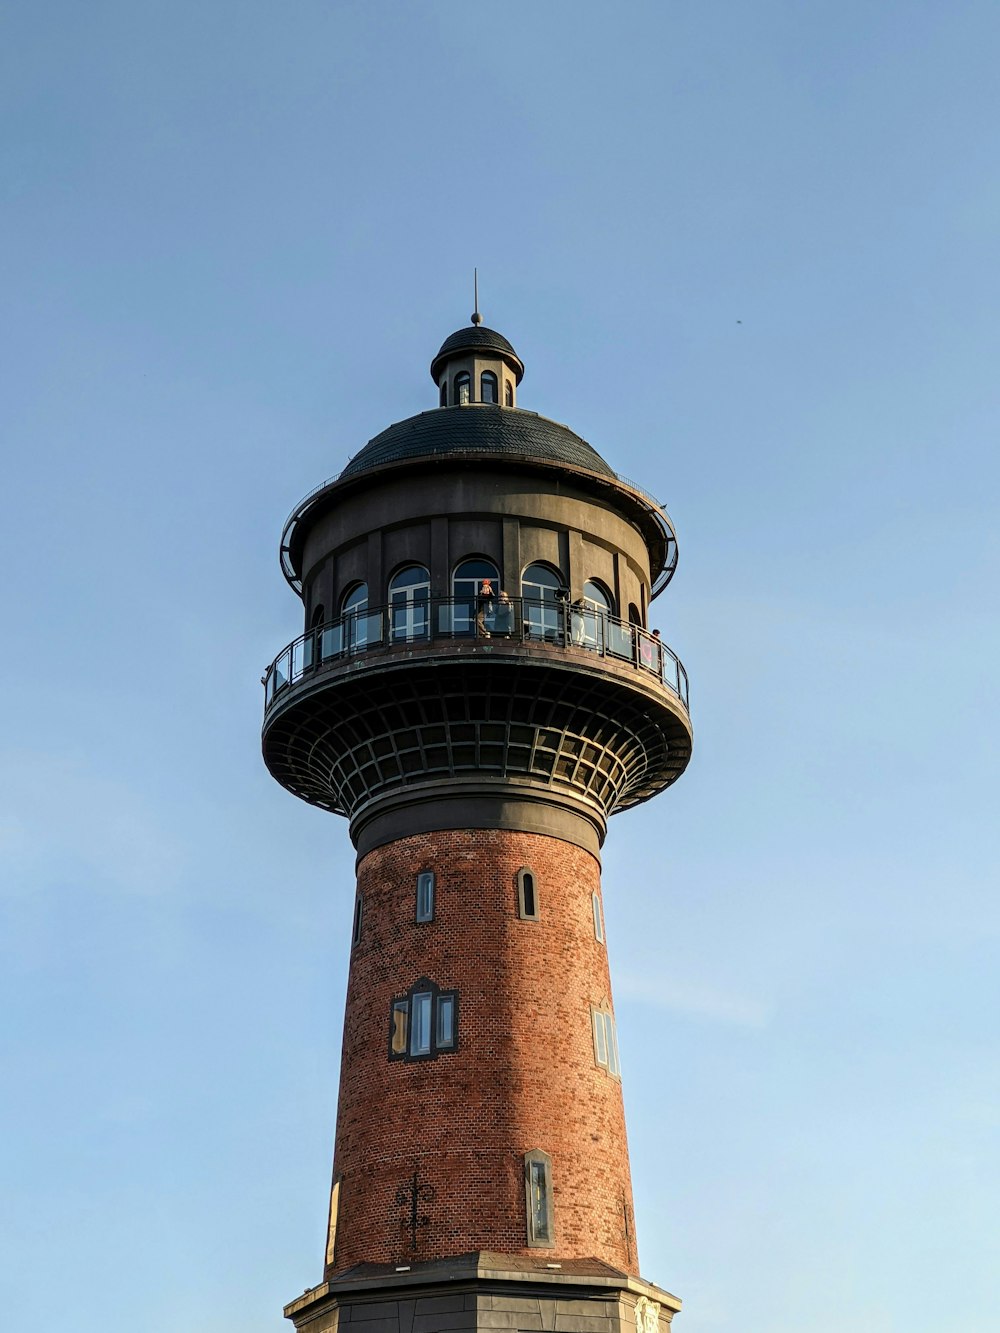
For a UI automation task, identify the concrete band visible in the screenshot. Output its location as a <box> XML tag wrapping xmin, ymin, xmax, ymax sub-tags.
<box><xmin>351</xmin><ymin>788</ymin><xmax>606</xmax><ymax>862</ymax></box>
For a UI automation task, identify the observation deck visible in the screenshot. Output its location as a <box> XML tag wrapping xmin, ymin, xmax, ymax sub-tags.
<box><xmin>262</xmin><ymin>596</ymin><xmax>692</xmax><ymax>853</ymax></box>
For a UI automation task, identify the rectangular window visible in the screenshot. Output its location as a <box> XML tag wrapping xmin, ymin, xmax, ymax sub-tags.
<box><xmin>352</xmin><ymin>894</ymin><xmax>363</xmax><ymax>947</ymax></box>
<box><xmin>410</xmin><ymin>991</ymin><xmax>432</xmax><ymax>1056</ymax></box>
<box><xmin>593</xmin><ymin>892</ymin><xmax>604</xmax><ymax>943</ymax></box>
<box><xmin>416</xmin><ymin>871</ymin><xmax>435</xmax><ymax>922</ymax></box>
<box><xmin>593</xmin><ymin>1006</ymin><xmax>609</xmax><ymax>1067</ymax></box>
<box><xmin>524</xmin><ymin>1150</ymin><xmax>554</xmax><ymax>1246</ymax></box>
<box><xmin>436</xmin><ymin>994</ymin><xmax>455</xmax><ymax>1049</ymax></box>
<box><xmin>390</xmin><ymin>1000</ymin><xmax>409</xmax><ymax>1056</ymax></box>
<box><xmin>592</xmin><ymin>1007</ymin><xmax>620</xmax><ymax>1077</ymax></box>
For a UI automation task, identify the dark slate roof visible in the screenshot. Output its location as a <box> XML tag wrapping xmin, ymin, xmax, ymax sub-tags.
<box><xmin>430</xmin><ymin>325</ymin><xmax>525</xmax><ymax>383</ymax></box>
<box><xmin>339</xmin><ymin>405</ymin><xmax>616</xmax><ymax>480</ymax></box>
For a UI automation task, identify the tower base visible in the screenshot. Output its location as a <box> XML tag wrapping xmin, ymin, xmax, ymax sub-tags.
<box><xmin>284</xmin><ymin>1255</ymin><xmax>680</xmax><ymax>1332</ymax></box>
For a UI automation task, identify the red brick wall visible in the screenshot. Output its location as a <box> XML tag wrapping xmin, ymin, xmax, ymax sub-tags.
<box><xmin>327</xmin><ymin>828</ymin><xmax>638</xmax><ymax>1276</ymax></box>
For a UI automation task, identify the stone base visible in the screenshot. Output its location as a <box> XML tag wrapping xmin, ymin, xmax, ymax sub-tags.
<box><xmin>284</xmin><ymin>1254</ymin><xmax>680</xmax><ymax>1333</ymax></box>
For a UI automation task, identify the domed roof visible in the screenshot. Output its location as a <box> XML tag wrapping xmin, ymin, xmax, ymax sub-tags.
<box><xmin>339</xmin><ymin>405</ymin><xmax>616</xmax><ymax>480</ymax></box>
<box><xmin>430</xmin><ymin>325</ymin><xmax>525</xmax><ymax>384</ymax></box>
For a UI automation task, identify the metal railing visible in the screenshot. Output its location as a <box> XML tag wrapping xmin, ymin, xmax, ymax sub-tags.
<box><xmin>263</xmin><ymin>597</ymin><xmax>689</xmax><ymax>714</ymax></box>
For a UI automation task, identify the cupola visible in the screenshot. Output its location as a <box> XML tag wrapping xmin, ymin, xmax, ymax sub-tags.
<box><xmin>430</xmin><ymin>314</ymin><xmax>525</xmax><ymax>409</ymax></box>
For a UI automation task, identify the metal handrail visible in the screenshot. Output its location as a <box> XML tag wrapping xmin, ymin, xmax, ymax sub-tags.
<box><xmin>263</xmin><ymin>597</ymin><xmax>689</xmax><ymax>715</ymax></box>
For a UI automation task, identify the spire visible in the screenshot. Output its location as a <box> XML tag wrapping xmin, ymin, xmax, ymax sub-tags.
<box><xmin>471</xmin><ymin>268</ymin><xmax>483</xmax><ymax>326</ymax></box>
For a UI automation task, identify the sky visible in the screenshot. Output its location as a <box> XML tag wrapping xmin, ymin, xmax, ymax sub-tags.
<box><xmin>1</xmin><ymin>2</ymin><xmax>998</xmax><ymax>1330</ymax></box>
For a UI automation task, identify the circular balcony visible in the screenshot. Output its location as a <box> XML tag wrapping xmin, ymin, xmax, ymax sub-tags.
<box><xmin>261</xmin><ymin>597</ymin><xmax>692</xmax><ymax>840</ymax></box>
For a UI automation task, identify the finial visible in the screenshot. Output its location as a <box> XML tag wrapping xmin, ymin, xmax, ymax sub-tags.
<box><xmin>471</xmin><ymin>268</ymin><xmax>483</xmax><ymax>326</ymax></box>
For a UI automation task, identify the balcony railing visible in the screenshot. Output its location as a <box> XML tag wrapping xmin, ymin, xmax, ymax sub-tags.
<box><xmin>263</xmin><ymin>597</ymin><xmax>689</xmax><ymax>714</ymax></box>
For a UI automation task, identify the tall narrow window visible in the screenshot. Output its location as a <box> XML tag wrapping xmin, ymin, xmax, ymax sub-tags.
<box><xmin>436</xmin><ymin>994</ymin><xmax>455</xmax><ymax>1049</ymax></box>
<box><xmin>504</xmin><ymin>379</ymin><xmax>513</xmax><ymax>407</ymax></box>
<box><xmin>416</xmin><ymin>871</ymin><xmax>435</xmax><ymax>922</ymax></box>
<box><xmin>517</xmin><ymin>867</ymin><xmax>539</xmax><ymax>921</ymax></box>
<box><xmin>480</xmin><ymin>370</ymin><xmax>498</xmax><ymax>403</ymax></box>
<box><xmin>325</xmin><ymin>1175</ymin><xmax>342</xmax><ymax>1268</ymax></box>
<box><xmin>410</xmin><ymin>991</ymin><xmax>432</xmax><ymax>1056</ymax></box>
<box><xmin>593</xmin><ymin>892</ymin><xmax>604</xmax><ymax>943</ymax></box>
<box><xmin>352</xmin><ymin>894</ymin><xmax>363</xmax><ymax>947</ymax></box>
<box><xmin>391</xmin><ymin>999</ymin><xmax>409</xmax><ymax>1056</ymax></box>
<box><xmin>455</xmin><ymin>371</ymin><xmax>471</xmax><ymax>405</ymax></box>
<box><xmin>439</xmin><ymin>381</ymin><xmax>447</xmax><ymax>407</ymax></box>
<box><xmin>524</xmin><ymin>1150</ymin><xmax>554</xmax><ymax>1247</ymax></box>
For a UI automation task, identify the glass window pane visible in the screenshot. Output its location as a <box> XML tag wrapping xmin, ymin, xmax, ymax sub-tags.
<box><xmin>607</xmin><ymin>1013</ymin><xmax>620</xmax><ymax>1077</ymax></box>
<box><xmin>593</xmin><ymin>892</ymin><xmax>604</xmax><ymax>943</ymax></box>
<box><xmin>319</xmin><ymin>623</ymin><xmax>342</xmax><ymax>660</ymax></box>
<box><xmin>436</xmin><ymin>995</ymin><xmax>455</xmax><ymax>1048</ymax></box>
<box><xmin>452</xmin><ymin>559</ymin><xmax>500</xmax><ymax>637</ymax></box>
<box><xmin>391</xmin><ymin>1000</ymin><xmax>408</xmax><ymax>1055</ymax></box>
<box><xmin>481</xmin><ymin>371</ymin><xmax>498</xmax><ymax>403</ymax></box>
<box><xmin>522</xmin><ymin>563</ymin><xmax>565</xmax><ymax>641</ymax></box>
<box><xmin>416</xmin><ymin>872</ymin><xmax>434</xmax><ymax>922</ymax></box>
<box><xmin>410</xmin><ymin>992</ymin><xmax>432</xmax><ymax>1056</ymax></box>
<box><xmin>521</xmin><ymin>872</ymin><xmax>536</xmax><ymax>918</ymax></box>
<box><xmin>530</xmin><ymin>1161</ymin><xmax>550</xmax><ymax>1241</ymax></box>
<box><xmin>593</xmin><ymin>1008</ymin><xmax>608</xmax><ymax>1067</ymax></box>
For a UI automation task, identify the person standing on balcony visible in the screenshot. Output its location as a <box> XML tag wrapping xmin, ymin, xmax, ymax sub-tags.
<box><xmin>494</xmin><ymin>588</ymin><xmax>514</xmax><ymax>637</ymax></box>
<box><xmin>476</xmin><ymin>578</ymin><xmax>495</xmax><ymax>637</ymax></box>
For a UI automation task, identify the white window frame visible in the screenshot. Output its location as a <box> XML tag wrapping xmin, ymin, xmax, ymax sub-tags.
<box><xmin>592</xmin><ymin>1006</ymin><xmax>620</xmax><ymax>1078</ymax></box>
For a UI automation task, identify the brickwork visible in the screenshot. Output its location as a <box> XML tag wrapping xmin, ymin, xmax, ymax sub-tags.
<box><xmin>328</xmin><ymin>828</ymin><xmax>637</xmax><ymax>1276</ymax></box>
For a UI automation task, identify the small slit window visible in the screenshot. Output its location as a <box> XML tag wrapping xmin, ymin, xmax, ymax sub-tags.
<box><xmin>593</xmin><ymin>892</ymin><xmax>604</xmax><ymax>943</ymax></box>
<box><xmin>416</xmin><ymin>871</ymin><xmax>435</xmax><ymax>923</ymax></box>
<box><xmin>524</xmin><ymin>1149</ymin><xmax>554</xmax><ymax>1247</ymax></box>
<box><xmin>517</xmin><ymin>867</ymin><xmax>538</xmax><ymax>920</ymax></box>
<box><xmin>352</xmin><ymin>894</ymin><xmax>363</xmax><ymax>947</ymax></box>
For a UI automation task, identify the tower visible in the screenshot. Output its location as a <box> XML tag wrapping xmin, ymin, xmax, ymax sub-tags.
<box><xmin>262</xmin><ymin>312</ymin><xmax>693</xmax><ymax>1333</ymax></box>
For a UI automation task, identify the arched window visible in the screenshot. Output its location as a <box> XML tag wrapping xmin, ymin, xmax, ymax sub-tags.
<box><xmin>439</xmin><ymin>381</ymin><xmax>447</xmax><ymax>407</ymax></box>
<box><xmin>480</xmin><ymin>371</ymin><xmax>498</xmax><ymax>404</ymax></box>
<box><xmin>452</xmin><ymin>557</ymin><xmax>500</xmax><ymax>637</ymax></box>
<box><xmin>311</xmin><ymin>603</ymin><xmax>326</xmax><ymax>628</ymax></box>
<box><xmin>504</xmin><ymin>379</ymin><xmax>514</xmax><ymax>407</ymax></box>
<box><xmin>522</xmin><ymin>563</ymin><xmax>565</xmax><ymax>641</ymax></box>
<box><xmin>341</xmin><ymin>582</ymin><xmax>369</xmax><ymax>654</ymax></box>
<box><xmin>574</xmin><ymin>579</ymin><xmax>613</xmax><ymax>650</ymax></box>
<box><xmin>389</xmin><ymin>564</ymin><xmax>430</xmax><ymax>642</ymax></box>
<box><xmin>455</xmin><ymin>371</ymin><xmax>471</xmax><ymax>406</ymax></box>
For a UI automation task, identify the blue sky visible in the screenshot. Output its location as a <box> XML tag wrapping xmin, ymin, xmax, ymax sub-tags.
<box><xmin>2</xmin><ymin>3</ymin><xmax>998</xmax><ymax>1330</ymax></box>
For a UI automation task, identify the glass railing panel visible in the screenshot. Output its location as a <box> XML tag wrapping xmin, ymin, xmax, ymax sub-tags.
<box><xmin>292</xmin><ymin>636</ymin><xmax>313</xmax><ymax>679</ymax></box>
<box><xmin>607</xmin><ymin>622</ymin><xmax>634</xmax><ymax>660</ymax></box>
<box><xmin>273</xmin><ymin>649</ymin><xmax>291</xmax><ymax>694</ymax></box>
<box><xmin>319</xmin><ymin>623</ymin><xmax>342</xmax><ymax>661</ymax></box>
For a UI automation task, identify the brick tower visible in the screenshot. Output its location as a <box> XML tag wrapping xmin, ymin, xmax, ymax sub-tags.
<box><xmin>262</xmin><ymin>310</ymin><xmax>693</xmax><ymax>1333</ymax></box>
